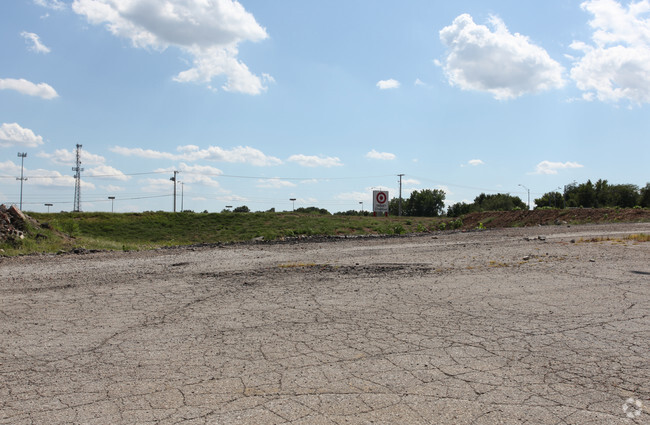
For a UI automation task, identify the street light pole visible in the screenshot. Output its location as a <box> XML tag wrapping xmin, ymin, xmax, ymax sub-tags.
<box><xmin>359</xmin><ymin>201</ymin><xmax>363</xmax><ymax>213</ymax></box>
<box><xmin>180</xmin><ymin>182</ymin><xmax>184</xmax><ymax>212</ymax></box>
<box><xmin>45</xmin><ymin>203</ymin><xmax>53</xmax><ymax>213</ymax></box>
<box><xmin>170</xmin><ymin>171</ymin><xmax>178</xmax><ymax>212</ymax></box>
<box><xmin>108</xmin><ymin>196</ymin><xmax>115</xmax><ymax>212</ymax></box>
<box><xmin>518</xmin><ymin>184</ymin><xmax>530</xmax><ymax>210</ymax></box>
<box><xmin>398</xmin><ymin>174</ymin><xmax>404</xmax><ymax>216</ymax></box>
<box><xmin>17</xmin><ymin>153</ymin><xmax>27</xmax><ymax>210</ymax></box>
<box><xmin>290</xmin><ymin>198</ymin><xmax>296</xmax><ymax>211</ymax></box>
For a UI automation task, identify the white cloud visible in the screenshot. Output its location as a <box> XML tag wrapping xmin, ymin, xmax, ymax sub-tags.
<box><xmin>256</xmin><ymin>178</ymin><xmax>297</xmax><ymax>189</ymax></box>
<box><xmin>468</xmin><ymin>159</ymin><xmax>485</xmax><ymax>166</ymax></box>
<box><xmin>216</xmin><ymin>194</ymin><xmax>248</xmax><ymax>203</ymax></box>
<box><xmin>436</xmin><ymin>185</ymin><xmax>453</xmax><ymax>196</ymax></box>
<box><xmin>534</xmin><ymin>160</ymin><xmax>584</xmax><ymax>175</ymax></box>
<box><xmin>287</xmin><ymin>154</ymin><xmax>343</xmax><ymax>168</ymax></box>
<box><xmin>111</xmin><ymin>145</ymin><xmax>282</xmax><ymax>166</ymax></box>
<box><xmin>402</xmin><ymin>178</ymin><xmax>420</xmax><ymax>186</ymax></box>
<box><xmin>414</xmin><ymin>78</ymin><xmax>432</xmax><ymax>88</ymax></box>
<box><xmin>177</xmin><ymin>162</ymin><xmax>223</xmax><ymax>176</ymax></box>
<box><xmin>376</xmin><ymin>79</ymin><xmax>400</xmax><ymax>90</ymax></box>
<box><xmin>335</xmin><ymin>191</ymin><xmax>371</xmax><ymax>202</ymax></box>
<box><xmin>38</xmin><ymin>148</ymin><xmax>105</xmax><ymax>165</ymax></box>
<box><xmin>103</xmin><ymin>184</ymin><xmax>125</xmax><ymax>192</ymax></box>
<box><xmin>0</xmin><ymin>160</ymin><xmax>95</xmax><ymax>189</ymax></box>
<box><xmin>140</xmin><ymin>177</ymin><xmax>174</xmax><ymax>193</ymax></box>
<box><xmin>439</xmin><ymin>14</ymin><xmax>565</xmax><ymax>99</ymax></box>
<box><xmin>72</xmin><ymin>0</ymin><xmax>270</xmax><ymax>95</ymax></box>
<box><xmin>154</xmin><ymin>163</ymin><xmax>224</xmax><ymax>188</ymax></box>
<box><xmin>86</xmin><ymin>165</ymin><xmax>130</xmax><ymax>181</ymax></box>
<box><xmin>34</xmin><ymin>0</ymin><xmax>66</xmax><ymax>10</ymax></box>
<box><xmin>21</xmin><ymin>31</ymin><xmax>51</xmax><ymax>53</ymax></box>
<box><xmin>365</xmin><ymin>149</ymin><xmax>396</xmax><ymax>160</ymax></box>
<box><xmin>199</xmin><ymin>146</ymin><xmax>282</xmax><ymax>166</ymax></box>
<box><xmin>570</xmin><ymin>0</ymin><xmax>650</xmax><ymax>105</ymax></box>
<box><xmin>0</xmin><ymin>123</ymin><xmax>44</xmax><ymax>148</ymax></box>
<box><xmin>0</xmin><ymin>78</ymin><xmax>58</xmax><ymax>99</ymax></box>
<box><xmin>111</xmin><ymin>146</ymin><xmax>177</xmax><ymax>160</ymax></box>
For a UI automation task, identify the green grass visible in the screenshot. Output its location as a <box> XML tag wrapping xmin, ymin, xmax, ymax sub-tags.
<box><xmin>1</xmin><ymin>211</ymin><xmax>451</xmax><ymax>256</ymax></box>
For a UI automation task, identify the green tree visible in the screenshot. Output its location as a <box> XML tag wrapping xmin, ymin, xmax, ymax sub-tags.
<box><xmin>608</xmin><ymin>184</ymin><xmax>639</xmax><ymax>208</ymax></box>
<box><xmin>233</xmin><ymin>205</ymin><xmax>250</xmax><ymax>213</ymax></box>
<box><xmin>473</xmin><ymin>193</ymin><xmax>526</xmax><ymax>211</ymax></box>
<box><xmin>576</xmin><ymin>180</ymin><xmax>596</xmax><ymax>208</ymax></box>
<box><xmin>295</xmin><ymin>207</ymin><xmax>330</xmax><ymax>215</ymax></box>
<box><xmin>447</xmin><ymin>202</ymin><xmax>471</xmax><ymax>217</ymax></box>
<box><xmin>639</xmin><ymin>183</ymin><xmax>650</xmax><ymax>207</ymax></box>
<box><xmin>405</xmin><ymin>189</ymin><xmax>446</xmax><ymax>217</ymax></box>
<box><xmin>534</xmin><ymin>192</ymin><xmax>563</xmax><ymax>209</ymax></box>
<box><xmin>388</xmin><ymin>197</ymin><xmax>409</xmax><ymax>216</ymax></box>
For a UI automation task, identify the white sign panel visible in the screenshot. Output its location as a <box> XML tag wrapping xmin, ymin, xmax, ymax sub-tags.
<box><xmin>373</xmin><ymin>190</ymin><xmax>389</xmax><ymax>214</ymax></box>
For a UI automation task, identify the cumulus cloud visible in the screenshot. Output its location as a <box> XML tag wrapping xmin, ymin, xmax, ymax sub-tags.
<box><xmin>256</xmin><ymin>178</ymin><xmax>297</xmax><ymax>189</ymax></box>
<box><xmin>376</xmin><ymin>79</ymin><xmax>400</xmax><ymax>90</ymax></box>
<box><xmin>38</xmin><ymin>148</ymin><xmax>106</xmax><ymax>165</ymax></box>
<box><xmin>402</xmin><ymin>178</ymin><xmax>420</xmax><ymax>186</ymax></box>
<box><xmin>570</xmin><ymin>0</ymin><xmax>650</xmax><ymax>105</ymax></box>
<box><xmin>103</xmin><ymin>184</ymin><xmax>125</xmax><ymax>192</ymax></box>
<box><xmin>534</xmin><ymin>160</ymin><xmax>584</xmax><ymax>175</ymax></box>
<box><xmin>335</xmin><ymin>191</ymin><xmax>372</xmax><ymax>202</ymax></box>
<box><xmin>0</xmin><ymin>78</ymin><xmax>58</xmax><ymax>99</ymax></box>
<box><xmin>0</xmin><ymin>123</ymin><xmax>44</xmax><ymax>148</ymax></box>
<box><xmin>365</xmin><ymin>149</ymin><xmax>396</xmax><ymax>160</ymax></box>
<box><xmin>154</xmin><ymin>163</ymin><xmax>224</xmax><ymax>188</ymax></box>
<box><xmin>86</xmin><ymin>165</ymin><xmax>130</xmax><ymax>181</ymax></box>
<box><xmin>21</xmin><ymin>32</ymin><xmax>51</xmax><ymax>53</ymax></box>
<box><xmin>34</xmin><ymin>0</ymin><xmax>66</xmax><ymax>10</ymax></box>
<box><xmin>287</xmin><ymin>154</ymin><xmax>343</xmax><ymax>168</ymax></box>
<box><xmin>111</xmin><ymin>145</ymin><xmax>281</xmax><ymax>166</ymax></box>
<box><xmin>71</xmin><ymin>0</ymin><xmax>270</xmax><ymax>94</ymax></box>
<box><xmin>0</xmin><ymin>160</ymin><xmax>95</xmax><ymax>189</ymax></box>
<box><xmin>439</xmin><ymin>14</ymin><xmax>565</xmax><ymax>99</ymax></box>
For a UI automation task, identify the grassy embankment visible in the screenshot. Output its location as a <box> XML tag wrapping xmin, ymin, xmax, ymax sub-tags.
<box><xmin>1</xmin><ymin>211</ymin><xmax>457</xmax><ymax>256</ymax></box>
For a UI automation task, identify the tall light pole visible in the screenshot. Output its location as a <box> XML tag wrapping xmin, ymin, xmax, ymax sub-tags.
<box><xmin>359</xmin><ymin>201</ymin><xmax>363</xmax><ymax>213</ymax></box>
<box><xmin>45</xmin><ymin>203</ymin><xmax>53</xmax><ymax>213</ymax></box>
<box><xmin>17</xmin><ymin>153</ymin><xmax>27</xmax><ymax>210</ymax></box>
<box><xmin>170</xmin><ymin>171</ymin><xmax>178</xmax><ymax>212</ymax></box>
<box><xmin>180</xmin><ymin>182</ymin><xmax>184</xmax><ymax>212</ymax></box>
<box><xmin>108</xmin><ymin>196</ymin><xmax>115</xmax><ymax>212</ymax></box>
<box><xmin>398</xmin><ymin>173</ymin><xmax>404</xmax><ymax>216</ymax></box>
<box><xmin>290</xmin><ymin>198</ymin><xmax>296</xmax><ymax>211</ymax></box>
<box><xmin>518</xmin><ymin>184</ymin><xmax>530</xmax><ymax>210</ymax></box>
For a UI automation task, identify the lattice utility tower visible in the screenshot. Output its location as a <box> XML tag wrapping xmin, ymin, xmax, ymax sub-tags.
<box><xmin>72</xmin><ymin>144</ymin><xmax>84</xmax><ymax>212</ymax></box>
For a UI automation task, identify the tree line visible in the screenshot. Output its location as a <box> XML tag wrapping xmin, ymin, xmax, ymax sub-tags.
<box><xmin>218</xmin><ymin>179</ymin><xmax>649</xmax><ymax>217</ymax></box>
<box><xmin>535</xmin><ymin>180</ymin><xmax>650</xmax><ymax>209</ymax></box>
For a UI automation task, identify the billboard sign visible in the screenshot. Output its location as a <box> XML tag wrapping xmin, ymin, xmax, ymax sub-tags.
<box><xmin>373</xmin><ymin>190</ymin><xmax>389</xmax><ymax>215</ymax></box>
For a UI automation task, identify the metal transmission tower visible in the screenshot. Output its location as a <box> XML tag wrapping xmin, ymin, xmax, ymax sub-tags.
<box><xmin>72</xmin><ymin>144</ymin><xmax>84</xmax><ymax>212</ymax></box>
<box><xmin>17</xmin><ymin>152</ymin><xmax>27</xmax><ymax>210</ymax></box>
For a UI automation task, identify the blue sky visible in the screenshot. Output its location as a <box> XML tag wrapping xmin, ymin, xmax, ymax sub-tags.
<box><xmin>1</xmin><ymin>0</ymin><xmax>649</xmax><ymax>213</ymax></box>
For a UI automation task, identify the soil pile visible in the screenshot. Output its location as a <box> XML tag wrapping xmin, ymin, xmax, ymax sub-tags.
<box><xmin>460</xmin><ymin>208</ymin><xmax>650</xmax><ymax>229</ymax></box>
<box><xmin>0</xmin><ymin>205</ymin><xmax>29</xmax><ymax>243</ymax></box>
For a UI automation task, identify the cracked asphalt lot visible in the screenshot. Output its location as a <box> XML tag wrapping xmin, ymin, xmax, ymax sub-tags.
<box><xmin>1</xmin><ymin>223</ymin><xmax>649</xmax><ymax>424</ymax></box>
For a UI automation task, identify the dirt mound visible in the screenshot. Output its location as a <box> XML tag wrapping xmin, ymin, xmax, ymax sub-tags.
<box><xmin>0</xmin><ymin>204</ymin><xmax>30</xmax><ymax>243</ymax></box>
<box><xmin>460</xmin><ymin>208</ymin><xmax>650</xmax><ymax>229</ymax></box>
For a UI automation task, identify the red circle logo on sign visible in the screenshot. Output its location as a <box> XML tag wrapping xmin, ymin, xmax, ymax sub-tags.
<box><xmin>376</xmin><ymin>192</ymin><xmax>387</xmax><ymax>204</ymax></box>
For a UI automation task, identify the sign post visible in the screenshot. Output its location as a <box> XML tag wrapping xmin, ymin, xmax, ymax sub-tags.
<box><xmin>373</xmin><ymin>190</ymin><xmax>389</xmax><ymax>216</ymax></box>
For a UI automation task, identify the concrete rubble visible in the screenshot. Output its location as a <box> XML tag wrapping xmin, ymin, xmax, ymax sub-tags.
<box><xmin>0</xmin><ymin>204</ymin><xmax>27</xmax><ymax>243</ymax></box>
